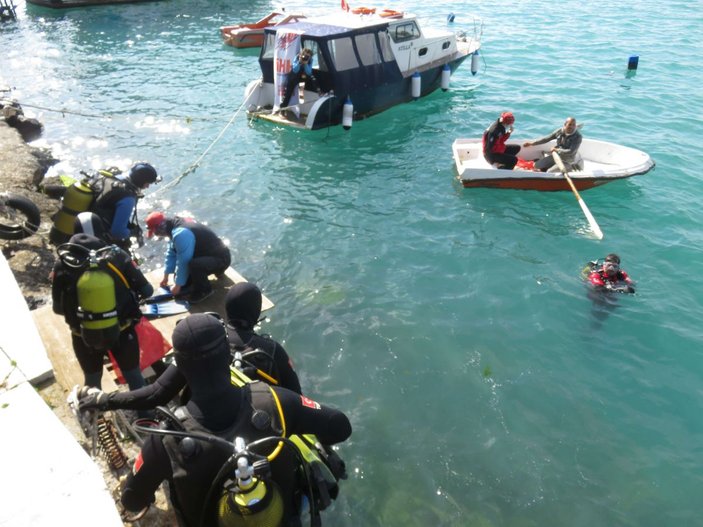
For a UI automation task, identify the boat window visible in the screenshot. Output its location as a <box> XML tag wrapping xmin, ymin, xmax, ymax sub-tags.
<box><xmin>442</xmin><ymin>41</ymin><xmax>450</xmax><ymax>50</ymax></box>
<box><xmin>389</xmin><ymin>22</ymin><xmax>420</xmax><ymax>43</ymax></box>
<box><xmin>354</xmin><ymin>33</ymin><xmax>382</xmax><ymax>66</ymax></box>
<box><xmin>261</xmin><ymin>33</ymin><xmax>276</xmax><ymax>60</ymax></box>
<box><xmin>377</xmin><ymin>30</ymin><xmax>394</xmax><ymax>62</ymax></box>
<box><xmin>418</xmin><ymin>47</ymin><xmax>428</xmax><ymax>57</ymax></box>
<box><xmin>327</xmin><ymin>37</ymin><xmax>360</xmax><ymax>71</ymax></box>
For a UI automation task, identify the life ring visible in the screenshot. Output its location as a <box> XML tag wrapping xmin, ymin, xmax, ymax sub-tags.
<box><xmin>352</xmin><ymin>7</ymin><xmax>376</xmax><ymax>15</ymax></box>
<box><xmin>379</xmin><ymin>9</ymin><xmax>403</xmax><ymax>18</ymax></box>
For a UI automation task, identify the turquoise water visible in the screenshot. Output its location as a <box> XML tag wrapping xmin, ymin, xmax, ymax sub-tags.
<box><xmin>3</xmin><ymin>0</ymin><xmax>703</xmax><ymax>525</ymax></box>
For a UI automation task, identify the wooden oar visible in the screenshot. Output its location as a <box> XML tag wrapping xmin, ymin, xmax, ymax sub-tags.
<box><xmin>552</xmin><ymin>151</ymin><xmax>604</xmax><ymax>240</ymax></box>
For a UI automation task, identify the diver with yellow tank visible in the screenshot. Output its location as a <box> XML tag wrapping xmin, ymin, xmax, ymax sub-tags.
<box><xmin>50</xmin><ymin>232</ymin><xmax>154</xmax><ymax>391</ymax></box>
<box><xmin>49</xmin><ymin>163</ymin><xmax>161</xmax><ymax>251</ymax></box>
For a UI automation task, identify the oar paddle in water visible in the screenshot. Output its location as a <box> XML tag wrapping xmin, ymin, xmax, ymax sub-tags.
<box><xmin>552</xmin><ymin>151</ymin><xmax>604</xmax><ymax>240</ymax></box>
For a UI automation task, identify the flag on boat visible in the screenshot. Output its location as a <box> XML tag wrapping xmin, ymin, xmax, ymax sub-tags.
<box><xmin>341</xmin><ymin>0</ymin><xmax>350</xmax><ymax>12</ymax></box>
<box><xmin>273</xmin><ymin>30</ymin><xmax>302</xmax><ymax>111</ymax></box>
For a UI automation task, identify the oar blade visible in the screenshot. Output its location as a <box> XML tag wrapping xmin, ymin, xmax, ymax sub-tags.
<box><xmin>578</xmin><ymin>198</ymin><xmax>604</xmax><ymax>239</ymax></box>
<box><xmin>553</xmin><ymin>151</ymin><xmax>605</xmax><ymax>240</ymax></box>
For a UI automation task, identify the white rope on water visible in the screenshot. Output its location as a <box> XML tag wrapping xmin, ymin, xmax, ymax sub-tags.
<box><xmin>155</xmin><ymin>94</ymin><xmax>254</xmax><ymax>193</ymax></box>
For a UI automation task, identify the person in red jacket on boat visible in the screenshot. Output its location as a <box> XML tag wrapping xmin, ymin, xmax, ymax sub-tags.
<box><xmin>483</xmin><ymin>112</ymin><xmax>521</xmax><ymax>170</ymax></box>
<box><xmin>587</xmin><ymin>253</ymin><xmax>635</xmax><ymax>293</ymax></box>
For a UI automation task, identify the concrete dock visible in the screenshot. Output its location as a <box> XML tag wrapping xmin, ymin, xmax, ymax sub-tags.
<box><xmin>0</xmin><ymin>250</ymin><xmax>124</xmax><ymax>527</ymax></box>
<box><xmin>0</xmin><ymin>247</ymin><xmax>274</xmax><ymax>525</ymax></box>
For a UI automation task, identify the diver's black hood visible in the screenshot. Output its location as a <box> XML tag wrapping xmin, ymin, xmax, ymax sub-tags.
<box><xmin>225</xmin><ymin>282</ymin><xmax>262</xmax><ymax>329</ymax></box>
<box><xmin>173</xmin><ymin>314</ymin><xmax>231</xmax><ymax>392</ymax></box>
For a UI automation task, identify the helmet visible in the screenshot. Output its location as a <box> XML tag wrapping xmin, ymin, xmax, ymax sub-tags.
<box><xmin>500</xmin><ymin>112</ymin><xmax>514</xmax><ymax>125</ymax></box>
<box><xmin>128</xmin><ymin>163</ymin><xmax>160</xmax><ymax>187</ymax></box>
<box><xmin>225</xmin><ymin>282</ymin><xmax>262</xmax><ymax>329</ymax></box>
<box><xmin>145</xmin><ymin>211</ymin><xmax>166</xmax><ymax>238</ymax></box>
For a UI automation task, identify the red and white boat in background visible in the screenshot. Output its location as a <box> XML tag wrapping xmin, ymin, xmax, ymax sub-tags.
<box><xmin>220</xmin><ymin>11</ymin><xmax>306</xmax><ymax>49</ymax></box>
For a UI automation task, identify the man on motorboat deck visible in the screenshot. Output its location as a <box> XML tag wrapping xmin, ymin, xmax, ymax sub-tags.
<box><xmin>523</xmin><ymin>117</ymin><xmax>583</xmax><ymax>172</ymax></box>
<box><xmin>279</xmin><ymin>48</ymin><xmax>321</xmax><ymax>112</ymax></box>
<box><xmin>483</xmin><ymin>112</ymin><xmax>520</xmax><ymax>170</ymax></box>
<box><xmin>146</xmin><ymin>212</ymin><xmax>231</xmax><ymax>304</ymax></box>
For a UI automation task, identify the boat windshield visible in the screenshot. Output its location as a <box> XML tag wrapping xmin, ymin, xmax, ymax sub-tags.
<box><xmin>389</xmin><ymin>21</ymin><xmax>421</xmax><ymax>43</ymax></box>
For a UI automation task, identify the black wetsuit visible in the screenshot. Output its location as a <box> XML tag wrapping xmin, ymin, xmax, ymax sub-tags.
<box><xmin>483</xmin><ymin>120</ymin><xmax>520</xmax><ymax>169</ymax></box>
<box><xmin>51</xmin><ymin>234</ymin><xmax>153</xmax><ymax>389</ymax></box>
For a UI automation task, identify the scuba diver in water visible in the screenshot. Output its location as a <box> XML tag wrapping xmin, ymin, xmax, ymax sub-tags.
<box><xmin>113</xmin><ymin>314</ymin><xmax>350</xmax><ymax>527</ymax></box>
<box><xmin>586</xmin><ymin>253</ymin><xmax>635</xmax><ymax>294</ymax></box>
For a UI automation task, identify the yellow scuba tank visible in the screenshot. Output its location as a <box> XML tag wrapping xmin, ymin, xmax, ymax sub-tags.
<box><xmin>76</xmin><ymin>256</ymin><xmax>120</xmax><ymax>349</ymax></box>
<box><xmin>50</xmin><ymin>180</ymin><xmax>95</xmax><ymax>244</ymax></box>
<box><xmin>218</xmin><ymin>476</ymin><xmax>284</xmax><ymax>527</ymax></box>
<box><xmin>49</xmin><ymin>168</ymin><xmax>120</xmax><ymax>245</ymax></box>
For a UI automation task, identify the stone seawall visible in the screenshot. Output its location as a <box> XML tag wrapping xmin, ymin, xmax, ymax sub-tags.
<box><xmin>0</xmin><ymin>121</ymin><xmax>59</xmax><ymax>307</ymax></box>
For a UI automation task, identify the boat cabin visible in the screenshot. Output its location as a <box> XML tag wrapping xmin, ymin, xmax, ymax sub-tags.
<box><xmin>246</xmin><ymin>12</ymin><xmax>479</xmax><ymax>129</ymax></box>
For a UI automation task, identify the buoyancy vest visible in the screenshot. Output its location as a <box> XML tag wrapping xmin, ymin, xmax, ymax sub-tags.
<box><xmin>227</xmin><ymin>327</ymin><xmax>281</xmax><ymax>386</ymax></box>
<box><xmin>162</xmin><ymin>382</ymin><xmax>284</xmax><ymax>527</ymax></box>
<box><xmin>482</xmin><ymin>120</ymin><xmax>510</xmax><ymax>157</ymax></box>
<box><xmin>173</xmin><ymin>217</ymin><xmax>230</xmax><ymax>260</ymax></box>
<box><xmin>92</xmin><ymin>176</ymin><xmax>139</xmax><ymax>228</ymax></box>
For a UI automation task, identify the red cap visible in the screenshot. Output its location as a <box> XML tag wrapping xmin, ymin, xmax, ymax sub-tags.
<box><xmin>500</xmin><ymin>112</ymin><xmax>515</xmax><ymax>125</ymax></box>
<box><xmin>145</xmin><ymin>211</ymin><xmax>166</xmax><ymax>238</ymax></box>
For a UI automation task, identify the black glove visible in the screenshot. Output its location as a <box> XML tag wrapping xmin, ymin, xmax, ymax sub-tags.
<box><xmin>77</xmin><ymin>386</ymin><xmax>110</xmax><ymax>412</ymax></box>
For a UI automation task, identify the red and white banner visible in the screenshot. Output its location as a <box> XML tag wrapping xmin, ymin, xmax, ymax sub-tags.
<box><xmin>273</xmin><ymin>30</ymin><xmax>302</xmax><ymax>110</ymax></box>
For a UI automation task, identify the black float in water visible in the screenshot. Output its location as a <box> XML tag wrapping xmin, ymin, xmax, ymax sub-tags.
<box><xmin>625</xmin><ymin>55</ymin><xmax>639</xmax><ymax>79</ymax></box>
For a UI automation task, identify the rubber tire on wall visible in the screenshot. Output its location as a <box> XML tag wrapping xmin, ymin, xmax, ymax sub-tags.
<box><xmin>0</xmin><ymin>194</ymin><xmax>41</xmax><ymax>240</ymax></box>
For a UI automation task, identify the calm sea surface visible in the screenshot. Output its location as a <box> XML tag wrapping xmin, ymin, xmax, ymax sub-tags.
<box><xmin>3</xmin><ymin>0</ymin><xmax>703</xmax><ymax>525</ymax></box>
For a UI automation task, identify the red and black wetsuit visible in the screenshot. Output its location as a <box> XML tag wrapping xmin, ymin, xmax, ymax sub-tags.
<box><xmin>588</xmin><ymin>267</ymin><xmax>633</xmax><ymax>290</ymax></box>
<box><xmin>483</xmin><ymin>120</ymin><xmax>520</xmax><ymax>170</ymax></box>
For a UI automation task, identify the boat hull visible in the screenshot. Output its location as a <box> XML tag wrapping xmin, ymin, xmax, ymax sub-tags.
<box><xmin>223</xmin><ymin>30</ymin><xmax>265</xmax><ymax>49</ymax></box>
<box><xmin>453</xmin><ymin>138</ymin><xmax>655</xmax><ymax>191</ymax></box>
<box><xmin>248</xmin><ymin>54</ymin><xmax>470</xmax><ymax>130</ymax></box>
